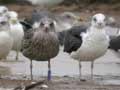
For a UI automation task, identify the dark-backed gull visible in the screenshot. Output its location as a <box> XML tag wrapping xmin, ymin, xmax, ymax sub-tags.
<box><xmin>63</xmin><ymin>13</ymin><xmax>110</xmax><ymax>80</ymax></box>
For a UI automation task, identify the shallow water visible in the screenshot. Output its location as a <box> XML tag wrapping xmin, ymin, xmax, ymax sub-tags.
<box><xmin>1</xmin><ymin>48</ymin><xmax>120</xmax><ymax>85</ymax></box>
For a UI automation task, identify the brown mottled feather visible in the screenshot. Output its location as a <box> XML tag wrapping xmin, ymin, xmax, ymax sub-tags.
<box><xmin>22</xmin><ymin>28</ymin><xmax>59</xmax><ymax>61</ymax></box>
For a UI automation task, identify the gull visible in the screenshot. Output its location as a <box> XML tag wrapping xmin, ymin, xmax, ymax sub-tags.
<box><xmin>63</xmin><ymin>13</ymin><xmax>110</xmax><ymax>80</ymax></box>
<box><xmin>7</xmin><ymin>11</ymin><xmax>24</xmax><ymax>60</ymax></box>
<box><xmin>22</xmin><ymin>17</ymin><xmax>59</xmax><ymax>81</ymax></box>
<box><xmin>0</xmin><ymin>18</ymin><xmax>13</xmax><ymax>60</ymax></box>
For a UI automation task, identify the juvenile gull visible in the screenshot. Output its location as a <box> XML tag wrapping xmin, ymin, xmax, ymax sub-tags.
<box><xmin>22</xmin><ymin>17</ymin><xmax>59</xmax><ymax>80</ymax></box>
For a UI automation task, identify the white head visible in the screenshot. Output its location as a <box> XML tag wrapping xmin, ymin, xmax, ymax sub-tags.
<box><xmin>7</xmin><ymin>11</ymin><xmax>18</xmax><ymax>19</ymax></box>
<box><xmin>0</xmin><ymin>6</ymin><xmax>8</xmax><ymax>22</ymax></box>
<box><xmin>0</xmin><ymin>6</ymin><xmax>8</xmax><ymax>14</ymax></box>
<box><xmin>7</xmin><ymin>11</ymin><xmax>18</xmax><ymax>24</ymax></box>
<box><xmin>91</xmin><ymin>13</ymin><xmax>106</xmax><ymax>29</ymax></box>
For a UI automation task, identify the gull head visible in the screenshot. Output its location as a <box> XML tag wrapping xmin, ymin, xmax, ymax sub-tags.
<box><xmin>7</xmin><ymin>11</ymin><xmax>18</xmax><ymax>24</ymax></box>
<box><xmin>0</xmin><ymin>6</ymin><xmax>8</xmax><ymax>23</ymax></box>
<box><xmin>0</xmin><ymin>6</ymin><xmax>8</xmax><ymax>15</ymax></box>
<box><xmin>33</xmin><ymin>17</ymin><xmax>56</xmax><ymax>33</ymax></box>
<box><xmin>91</xmin><ymin>13</ymin><xmax>106</xmax><ymax>29</ymax></box>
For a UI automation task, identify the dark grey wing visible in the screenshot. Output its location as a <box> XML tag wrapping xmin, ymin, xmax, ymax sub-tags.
<box><xmin>109</xmin><ymin>35</ymin><xmax>120</xmax><ymax>51</ymax></box>
<box><xmin>20</xmin><ymin>20</ymin><xmax>32</xmax><ymax>30</ymax></box>
<box><xmin>63</xmin><ymin>26</ymin><xmax>87</xmax><ymax>53</ymax></box>
<box><xmin>57</xmin><ymin>31</ymin><xmax>66</xmax><ymax>46</ymax></box>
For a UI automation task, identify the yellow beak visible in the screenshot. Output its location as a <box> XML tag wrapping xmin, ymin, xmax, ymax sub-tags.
<box><xmin>11</xmin><ymin>19</ymin><xmax>17</xmax><ymax>24</ymax></box>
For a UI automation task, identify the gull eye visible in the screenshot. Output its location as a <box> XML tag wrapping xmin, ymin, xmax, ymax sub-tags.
<box><xmin>0</xmin><ymin>13</ymin><xmax>2</xmax><ymax>16</ymax></box>
<box><xmin>1</xmin><ymin>21</ymin><xmax>7</xmax><ymax>25</ymax></box>
<box><xmin>93</xmin><ymin>18</ymin><xmax>97</xmax><ymax>22</ymax></box>
<box><xmin>3</xmin><ymin>9</ymin><xmax>7</xmax><ymax>13</ymax></box>
<box><xmin>65</xmin><ymin>15</ymin><xmax>71</xmax><ymax>19</ymax></box>
<box><xmin>5</xmin><ymin>14</ymin><xmax>10</xmax><ymax>19</ymax></box>
<box><xmin>40</xmin><ymin>22</ymin><xmax>44</xmax><ymax>27</ymax></box>
<box><xmin>104</xmin><ymin>18</ymin><xmax>106</xmax><ymax>22</ymax></box>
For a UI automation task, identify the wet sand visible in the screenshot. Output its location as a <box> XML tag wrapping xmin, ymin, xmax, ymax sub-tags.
<box><xmin>0</xmin><ymin>77</ymin><xmax>120</xmax><ymax>90</ymax></box>
<box><xmin>0</xmin><ymin>49</ymin><xmax>120</xmax><ymax>90</ymax></box>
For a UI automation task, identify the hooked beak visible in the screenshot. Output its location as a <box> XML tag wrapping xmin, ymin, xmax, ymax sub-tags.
<box><xmin>44</xmin><ymin>27</ymin><xmax>49</xmax><ymax>32</ymax></box>
<box><xmin>11</xmin><ymin>19</ymin><xmax>17</xmax><ymax>24</ymax></box>
<box><xmin>97</xmin><ymin>22</ymin><xmax>105</xmax><ymax>29</ymax></box>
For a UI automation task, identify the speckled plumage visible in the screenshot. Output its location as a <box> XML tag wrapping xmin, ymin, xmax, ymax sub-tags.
<box><xmin>22</xmin><ymin>17</ymin><xmax>59</xmax><ymax>80</ymax></box>
<box><xmin>22</xmin><ymin>29</ymin><xmax>59</xmax><ymax>61</ymax></box>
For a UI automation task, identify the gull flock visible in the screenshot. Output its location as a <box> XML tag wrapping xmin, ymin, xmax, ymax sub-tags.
<box><xmin>0</xmin><ymin>6</ymin><xmax>24</xmax><ymax>61</ymax></box>
<box><xmin>0</xmin><ymin>5</ymin><xmax>120</xmax><ymax>81</ymax></box>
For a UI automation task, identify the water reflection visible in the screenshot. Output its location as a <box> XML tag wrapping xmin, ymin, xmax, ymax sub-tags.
<box><xmin>0</xmin><ymin>49</ymin><xmax>120</xmax><ymax>85</ymax></box>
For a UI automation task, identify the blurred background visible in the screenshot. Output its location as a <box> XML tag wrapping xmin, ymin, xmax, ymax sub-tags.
<box><xmin>0</xmin><ymin>0</ymin><xmax>119</xmax><ymax>19</ymax></box>
<box><xmin>0</xmin><ymin>0</ymin><xmax>120</xmax><ymax>4</ymax></box>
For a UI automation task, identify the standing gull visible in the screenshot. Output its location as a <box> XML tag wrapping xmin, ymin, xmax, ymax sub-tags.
<box><xmin>0</xmin><ymin>18</ymin><xmax>13</xmax><ymax>60</ymax></box>
<box><xmin>64</xmin><ymin>13</ymin><xmax>110</xmax><ymax>80</ymax></box>
<box><xmin>22</xmin><ymin>17</ymin><xmax>59</xmax><ymax>80</ymax></box>
<box><xmin>7</xmin><ymin>11</ymin><xmax>24</xmax><ymax>60</ymax></box>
